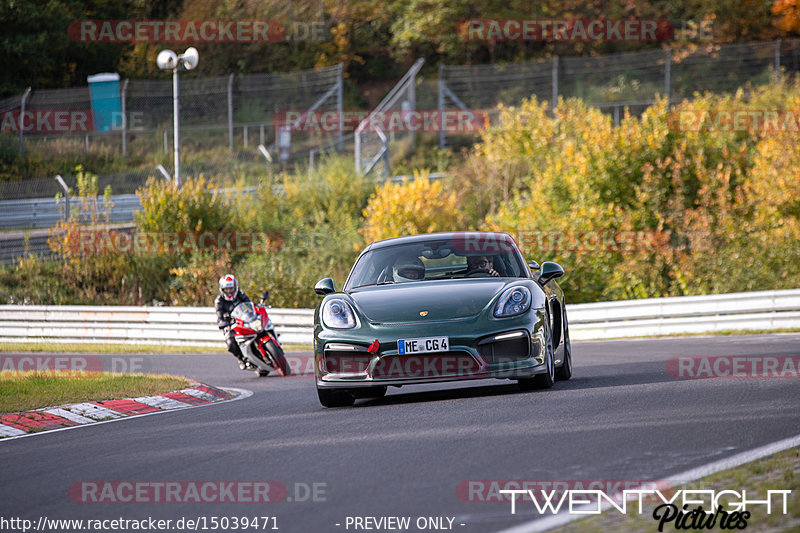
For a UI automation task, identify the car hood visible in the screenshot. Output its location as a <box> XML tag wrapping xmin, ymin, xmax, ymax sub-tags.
<box><xmin>348</xmin><ymin>279</ymin><xmax>511</xmax><ymax>323</ymax></box>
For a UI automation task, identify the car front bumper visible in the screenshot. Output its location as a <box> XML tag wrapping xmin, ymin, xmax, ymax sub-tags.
<box><xmin>314</xmin><ymin>311</ymin><xmax>548</xmax><ymax>389</ymax></box>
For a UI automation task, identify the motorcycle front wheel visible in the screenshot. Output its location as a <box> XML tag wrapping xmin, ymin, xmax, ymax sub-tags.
<box><xmin>263</xmin><ymin>339</ymin><xmax>291</xmax><ymax>376</ymax></box>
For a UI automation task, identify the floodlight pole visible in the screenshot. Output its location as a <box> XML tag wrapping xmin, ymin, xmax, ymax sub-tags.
<box><xmin>158</xmin><ymin>48</ymin><xmax>197</xmax><ymax>188</ymax></box>
<box><xmin>172</xmin><ymin>67</ymin><xmax>180</xmax><ymax>188</ymax></box>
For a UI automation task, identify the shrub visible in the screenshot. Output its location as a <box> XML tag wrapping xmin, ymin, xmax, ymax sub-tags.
<box><xmin>135</xmin><ymin>175</ymin><xmax>230</xmax><ymax>234</ymax></box>
<box><xmin>237</xmin><ymin>156</ymin><xmax>371</xmax><ymax>308</ymax></box>
<box><xmin>477</xmin><ymin>80</ymin><xmax>800</xmax><ymax>303</ymax></box>
<box><xmin>359</xmin><ymin>170</ymin><xmax>462</xmax><ymax>244</ymax></box>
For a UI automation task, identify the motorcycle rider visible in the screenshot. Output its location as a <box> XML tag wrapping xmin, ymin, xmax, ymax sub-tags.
<box><xmin>215</xmin><ymin>274</ymin><xmax>253</xmax><ymax>370</ymax></box>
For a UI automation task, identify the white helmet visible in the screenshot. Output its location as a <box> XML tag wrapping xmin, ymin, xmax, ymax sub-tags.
<box><xmin>219</xmin><ymin>274</ymin><xmax>238</xmax><ymax>301</ymax></box>
<box><xmin>392</xmin><ymin>257</ymin><xmax>425</xmax><ymax>283</ymax></box>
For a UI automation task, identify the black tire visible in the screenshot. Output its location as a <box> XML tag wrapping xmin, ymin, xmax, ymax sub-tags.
<box><xmin>555</xmin><ymin>305</ymin><xmax>572</xmax><ymax>381</ymax></box>
<box><xmin>353</xmin><ymin>386</ymin><xmax>387</xmax><ymax>399</ymax></box>
<box><xmin>518</xmin><ymin>310</ymin><xmax>555</xmax><ymax>391</ymax></box>
<box><xmin>317</xmin><ymin>387</ymin><xmax>355</xmax><ymax>407</ymax></box>
<box><xmin>264</xmin><ymin>339</ymin><xmax>291</xmax><ymax>376</ymax></box>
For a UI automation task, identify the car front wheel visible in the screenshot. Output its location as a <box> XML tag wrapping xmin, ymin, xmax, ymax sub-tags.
<box><xmin>518</xmin><ymin>311</ymin><xmax>555</xmax><ymax>391</ymax></box>
<box><xmin>555</xmin><ymin>306</ymin><xmax>572</xmax><ymax>381</ymax></box>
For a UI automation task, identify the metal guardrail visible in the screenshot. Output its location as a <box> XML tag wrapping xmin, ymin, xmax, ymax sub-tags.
<box><xmin>567</xmin><ymin>289</ymin><xmax>800</xmax><ymax>340</ymax></box>
<box><xmin>0</xmin><ymin>194</ymin><xmax>141</xmax><ymax>230</ymax></box>
<box><xmin>0</xmin><ymin>305</ymin><xmax>314</xmax><ymax>347</ymax></box>
<box><xmin>0</xmin><ymin>232</ymin><xmax>54</xmax><ymax>265</ymax></box>
<box><xmin>0</xmin><ymin>223</ymin><xmax>137</xmax><ymax>266</ymax></box>
<box><xmin>0</xmin><ymin>290</ymin><xmax>798</xmax><ymax>347</ymax></box>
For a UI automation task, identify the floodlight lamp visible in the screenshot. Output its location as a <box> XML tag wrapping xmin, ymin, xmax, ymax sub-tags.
<box><xmin>156</xmin><ymin>49</ymin><xmax>178</xmax><ymax>71</ymax></box>
<box><xmin>180</xmin><ymin>47</ymin><xmax>199</xmax><ymax>70</ymax></box>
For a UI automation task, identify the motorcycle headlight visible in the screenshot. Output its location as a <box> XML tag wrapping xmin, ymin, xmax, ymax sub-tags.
<box><xmin>246</xmin><ymin>318</ymin><xmax>263</xmax><ymax>330</ymax></box>
<box><xmin>322</xmin><ymin>299</ymin><xmax>357</xmax><ymax>329</ymax></box>
<box><xmin>494</xmin><ymin>286</ymin><xmax>532</xmax><ymax>317</ymax></box>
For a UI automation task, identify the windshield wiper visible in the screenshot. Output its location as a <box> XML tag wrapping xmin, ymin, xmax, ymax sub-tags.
<box><xmin>376</xmin><ymin>280</ymin><xmax>395</xmax><ymax>285</ymax></box>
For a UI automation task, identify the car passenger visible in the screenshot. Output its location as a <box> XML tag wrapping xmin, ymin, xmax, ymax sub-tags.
<box><xmin>392</xmin><ymin>257</ymin><xmax>425</xmax><ymax>282</ymax></box>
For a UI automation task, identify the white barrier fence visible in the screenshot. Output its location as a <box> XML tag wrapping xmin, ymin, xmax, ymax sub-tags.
<box><xmin>0</xmin><ymin>306</ymin><xmax>315</xmax><ymax>347</ymax></box>
<box><xmin>0</xmin><ymin>289</ymin><xmax>798</xmax><ymax>348</ymax></box>
<box><xmin>566</xmin><ymin>289</ymin><xmax>800</xmax><ymax>340</ymax></box>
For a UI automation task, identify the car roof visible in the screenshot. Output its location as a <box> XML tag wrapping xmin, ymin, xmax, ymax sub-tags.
<box><xmin>364</xmin><ymin>231</ymin><xmax>516</xmax><ymax>251</ymax></box>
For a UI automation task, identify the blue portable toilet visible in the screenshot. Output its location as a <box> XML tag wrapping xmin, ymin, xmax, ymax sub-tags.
<box><xmin>87</xmin><ymin>73</ymin><xmax>121</xmax><ymax>132</ymax></box>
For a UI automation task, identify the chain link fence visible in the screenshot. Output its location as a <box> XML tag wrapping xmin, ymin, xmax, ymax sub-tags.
<box><xmin>355</xmin><ymin>59</ymin><xmax>425</xmax><ymax>177</ymax></box>
<box><xmin>3</xmin><ymin>38</ymin><xmax>800</xmax><ymax>197</ymax></box>
<box><xmin>1</xmin><ymin>64</ymin><xmax>343</xmax><ymax>166</ymax></box>
<box><xmin>439</xmin><ymin>38</ymin><xmax>800</xmax><ymax>147</ymax></box>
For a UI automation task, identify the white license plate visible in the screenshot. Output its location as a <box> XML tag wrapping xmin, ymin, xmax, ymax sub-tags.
<box><xmin>398</xmin><ymin>336</ymin><xmax>449</xmax><ymax>355</ymax></box>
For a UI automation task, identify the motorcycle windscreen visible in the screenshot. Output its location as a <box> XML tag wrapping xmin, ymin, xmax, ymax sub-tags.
<box><xmin>231</xmin><ymin>302</ymin><xmax>258</xmax><ymax>323</ymax></box>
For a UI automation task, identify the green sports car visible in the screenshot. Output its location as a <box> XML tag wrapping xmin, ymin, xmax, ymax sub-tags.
<box><xmin>312</xmin><ymin>231</ymin><xmax>572</xmax><ymax>407</ymax></box>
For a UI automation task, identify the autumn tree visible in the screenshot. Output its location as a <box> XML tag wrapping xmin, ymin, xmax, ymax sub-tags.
<box><xmin>360</xmin><ymin>171</ymin><xmax>462</xmax><ymax>244</ymax></box>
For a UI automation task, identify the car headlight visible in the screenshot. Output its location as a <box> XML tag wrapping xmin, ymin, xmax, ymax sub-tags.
<box><xmin>322</xmin><ymin>299</ymin><xmax>357</xmax><ymax>329</ymax></box>
<box><xmin>494</xmin><ymin>286</ymin><xmax>532</xmax><ymax>317</ymax></box>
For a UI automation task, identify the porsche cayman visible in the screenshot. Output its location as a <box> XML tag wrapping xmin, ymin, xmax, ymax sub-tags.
<box><xmin>312</xmin><ymin>231</ymin><xmax>572</xmax><ymax>407</ymax></box>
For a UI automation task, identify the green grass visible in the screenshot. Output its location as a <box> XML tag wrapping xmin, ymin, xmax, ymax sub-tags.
<box><xmin>0</xmin><ymin>341</ymin><xmax>312</xmax><ymax>354</ymax></box>
<box><xmin>0</xmin><ymin>370</ymin><xmax>190</xmax><ymax>414</ymax></box>
<box><xmin>552</xmin><ymin>448</ymin><xmax>800</xmax><ymax>533</ymax></box>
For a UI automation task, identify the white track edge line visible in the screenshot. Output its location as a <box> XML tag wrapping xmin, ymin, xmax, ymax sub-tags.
<box><xmin>494</xmin><ymin>432</ymin><xmax>800</xmax><ymax>533</ymax></box>
<box><xmin>0</xmin><ymin>387</ymin><xmax>253</xmax><ymax>442</ymax></box>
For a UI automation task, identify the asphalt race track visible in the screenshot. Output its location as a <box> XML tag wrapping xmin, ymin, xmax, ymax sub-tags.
<box><xmin>1</xmin><ymin>334</ymin><xmax>799</xmax><ymax>533</ymax></box>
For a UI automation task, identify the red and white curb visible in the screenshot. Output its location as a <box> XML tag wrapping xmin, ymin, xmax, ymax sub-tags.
<box><xmin>0</xmin><ymin>382</ymin><xmax>248</xmax><ymax>439</ymax></box>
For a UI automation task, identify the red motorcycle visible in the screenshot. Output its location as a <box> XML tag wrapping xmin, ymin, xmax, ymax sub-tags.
<box><xmin>230</xmin><ymin>292</ymin><xmax>290</xmax><ymax>377</ymax></box>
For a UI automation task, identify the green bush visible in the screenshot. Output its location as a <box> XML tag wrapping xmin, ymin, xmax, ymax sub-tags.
<box><xmin>477</xmin><ymin>79</ymin><xmax>800</xmax><ymax>303</ymax></box>
<box><xmin>236</xmin><ymin>155</ymin><xmax>372</xmax><ymax>308</ymax></box>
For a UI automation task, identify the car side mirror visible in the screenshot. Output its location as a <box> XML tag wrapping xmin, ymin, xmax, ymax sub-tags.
<box><xmin>314</xmin><ymin>278</ymin><xmax>336</xmax><ymax>295</ymax></box>
<box><xmin>261</xmin><ymin>290</ymin><xmax>270</xmax><ymax>302</ymax></box>
<box><xmin>539</xmin><ymin>261</ymin><xmax>564</xmax><ymax>285</ymax></box>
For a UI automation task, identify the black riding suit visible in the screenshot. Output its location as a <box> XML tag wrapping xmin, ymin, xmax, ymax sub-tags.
<box><xmin>214</xmin><ymin>289</ymin><xmax>251</xmax><ymax>361</ymax></box>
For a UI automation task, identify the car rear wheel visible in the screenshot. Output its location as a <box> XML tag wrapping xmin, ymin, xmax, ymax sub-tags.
<box><xmin>317</xmin><ymin>387</ymin><xmax>356</xmax><ymax>407</ymax></box>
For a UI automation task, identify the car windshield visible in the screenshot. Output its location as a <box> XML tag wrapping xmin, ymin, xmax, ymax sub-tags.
<box><xmin>346</xmin><ymin>236</ymin><xmax>529</xmax><ymax>289</ymax></box>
